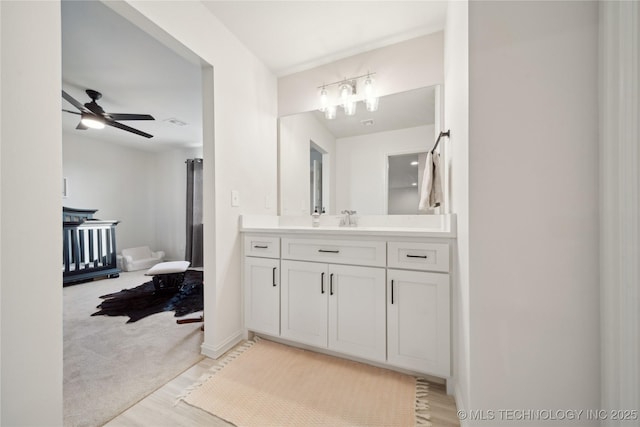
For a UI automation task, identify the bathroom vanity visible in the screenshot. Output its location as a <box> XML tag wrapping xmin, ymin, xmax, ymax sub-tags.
<box><xmin>240</xmin><ymin>214</ymin><xmax>456</xmax><ymax>380</ymax></box>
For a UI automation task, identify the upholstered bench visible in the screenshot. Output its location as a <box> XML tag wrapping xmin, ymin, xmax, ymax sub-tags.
<box><xmin>145</xmin><ymin>261</ymin><xmax>190</xmax><ymax>292</ymax></box>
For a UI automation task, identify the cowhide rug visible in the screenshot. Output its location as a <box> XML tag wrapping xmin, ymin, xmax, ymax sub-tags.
<box><xmin>92</xmin><ymin>270</ymin><xmax>203</xmax><ymax>323</ymax></box>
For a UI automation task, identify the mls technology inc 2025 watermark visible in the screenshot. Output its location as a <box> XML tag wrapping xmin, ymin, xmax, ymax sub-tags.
<box><xmin>457</xmin><ymin>409</ymin><xmax>638</xmax><ymax>422</ymax></box>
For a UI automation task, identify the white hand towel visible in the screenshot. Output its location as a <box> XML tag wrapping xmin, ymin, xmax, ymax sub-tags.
<box><xmin>418</xmin><ymin>151</ymin><xmax>443</xmax><ymax>211</ymax></box>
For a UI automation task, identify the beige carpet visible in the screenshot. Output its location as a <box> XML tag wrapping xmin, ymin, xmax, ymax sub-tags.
<box><xmin>64</xmin><ymin>270</ymin><xmax>204</xmax><ymax>427</ymax></box>
<box><xmin>182</xmin><ymin>339</ymin><xmax>431</xmax><ymax>426</ymax></box>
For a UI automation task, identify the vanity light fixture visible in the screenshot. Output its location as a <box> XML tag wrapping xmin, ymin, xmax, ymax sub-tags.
<box><xmin>410</xmin><ymin>161</ymin><xmax>419</xmax><ymax>166</ymax></box>
<box><xmin>317</xmin><ymin>72</ymin><xmax>378</xmax><ymax>119</ymax></box>
<box><xmin>363</xmin><ymin>74</ymin><xmax>379</xmax><ymax>112</ymax></box>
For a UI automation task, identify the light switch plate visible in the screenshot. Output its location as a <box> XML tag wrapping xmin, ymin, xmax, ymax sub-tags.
<box><xmin>231</xmin><ymin>190</ymin><xmax>240</xmax><ymax>207</ymax></box>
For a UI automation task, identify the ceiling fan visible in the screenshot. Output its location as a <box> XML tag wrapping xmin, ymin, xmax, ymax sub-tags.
<box><xmin>62</xmin><ymin>89</ymin><xmax>155</xmax><ymax>139</ymax></box>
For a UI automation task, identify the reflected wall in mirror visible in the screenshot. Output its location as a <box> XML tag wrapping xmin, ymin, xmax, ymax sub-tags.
<box><xmin>279</xmin><ymin>85</ymin><xmax>442</xmax><ymax>216</ymax></box>
<box><xmin>388</xmin><ymin>152</ymin><xmax>427</xmax><ymax>215</ymax></box>
<box><xmin>310</xmin><ymin>143</ymin><xmax>326</xmax><ymax>213</ymax></box>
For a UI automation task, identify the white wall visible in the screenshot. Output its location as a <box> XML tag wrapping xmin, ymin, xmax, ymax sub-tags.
<box><xmin>62</xmin><ymin>133</ymin><xmax>202</xmax><ymax>260</ymax></box>
<box><xmin>118</xmin><ymin>1</ymin><xmax>278</xmax><ymax>358</ymax></box>
<box><xmin>278</xmin><ymin>32</ymin><xmax>444</xmax><ymax>117</ymax></box>
<box><xmin>335</xmin><ymin>125</ymin><xmax>434</xmax><ymax>214</ymax></box>
<box><xmin>279</xmin><ymin>112</ymin><xmax>336</xmax><ymax>215</ymax></box>
<box><xmin>62</xmin><ymin>133</ymin><xmax>156</xmax><ymax>252</ymax></box>
<box><xmin>0</xmin><ymin>1</ymin><xmax>63</xmax><ymax>424</ymax></box>
<box><xmin>445</xmin><ymin>0</ymin><xmax>471</xmax><ymax>415</ymax></box>
<box><xmin>0</xmin><ymin>3</ymin><xmax>3</xmax><ymax>420</ymax></box>
<box><xmin>599</xmin><ymin>1</ymin><xmax>640</xmax><ymax>422</ymax></box>
<box><xmin>0</xmin><ymin>1</ymin><xmax>277</xmax><ymax>422</ymax></box>
<box><xmin>466</xmin><ymin>1</ymin><xmax>600</xmax><ymax>424</ymax></box>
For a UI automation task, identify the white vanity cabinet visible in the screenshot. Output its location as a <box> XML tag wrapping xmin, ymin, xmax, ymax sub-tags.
<box><xmin>387</xmin><ymin>241</ymin><xmax>451</xmax><ymax>376</ymax></box>
<box><xmin>280</xmin><ymin>258</ymin><xmax>387</xmax><ymax>363</ymax></box>
<box><xmin>243</xmin><ymin>236</ymin><xmax>280</xmax><ymax>336</ymax></box>
<box><xmin>328</xmin><ymin>263</ymin><xmax>386</xmax><ymax>363</ymax></box>
<box><xmin>280</xmin><ymin>260</ymin><xmax>328</xmax><ymax>347</ymax></box>
<box><xmin>242</xmin><ymin>231</ymin><xmax>452</xmax><ymax>379</ymax></box>
<box><xmin>387</xmin><ymin>269</ymin><xmax>450</xmax><ymax>377</ymax></box>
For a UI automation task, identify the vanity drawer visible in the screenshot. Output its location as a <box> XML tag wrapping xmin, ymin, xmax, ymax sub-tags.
<box><xmin>388</xmin><ymin>241</ymin><xmax>449</xmax><ymax>272</ymax></box>
<box><xmin>282</xmin><ymin>238</ymin><xmax>386</xmax><ymax>267</ymax></box>
<box><xmin>244</xmin><ymin>235</ymin><xmax>280</xmax><ymax>259</ymax></box>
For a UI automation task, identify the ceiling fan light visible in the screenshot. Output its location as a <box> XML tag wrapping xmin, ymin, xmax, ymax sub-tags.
<box><xmin>81</xmin><ymin>113</ymin><xmax>105</xmax><ymax>129</ymax></box>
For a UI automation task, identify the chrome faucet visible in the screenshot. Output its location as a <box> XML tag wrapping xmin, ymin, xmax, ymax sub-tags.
<box><xmin>340</xmin><ymin>210</ymin><xmax>357</xmax><ymax>227</ymax></box>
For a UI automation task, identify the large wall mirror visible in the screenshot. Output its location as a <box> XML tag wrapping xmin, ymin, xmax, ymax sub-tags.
<box><xmin>279</xmin><ymin>85</ymin><xmax>442</xmax><ymax>216</ymax></box>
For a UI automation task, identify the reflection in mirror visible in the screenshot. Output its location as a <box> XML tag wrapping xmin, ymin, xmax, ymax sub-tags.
<box><xmin>310</xmin><ymin>144</ymin><xmax>325</xmax><ymax>213</ymax></box>
<box><xmin>279</xmin><ymin>85</ymin><xmax>441</xmax><ymax>216</ymax></box>
<box><xmin>387</xmin><ymin>152</ymin><xmax>427</xmax><ymax>214</ymax></box>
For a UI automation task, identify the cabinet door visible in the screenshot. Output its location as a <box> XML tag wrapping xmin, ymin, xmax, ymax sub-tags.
<box><xmin>328</xmin><ymin>264</ymin><xmax>386</xmax><ymax>363</ymax></box>
<box><xmin>244</xmin><ymin>257</ymin><xmax>280</xmax><ymax>336</ymax></box>
<box><xmin>280</xmin><ymin>260</ymin><xmax>328</xmax><ymax>348</ymax></box>
<box><xmin>387</xmin><ymin>269</ymin><xmax>450</xmax><ymax>376</ymax></box>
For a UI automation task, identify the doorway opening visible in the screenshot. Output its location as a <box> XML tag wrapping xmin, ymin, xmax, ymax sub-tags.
<box><xmin>310</xmin><ymin>141</ymin><xmax>329</xmax><ymax>214</ymax></box>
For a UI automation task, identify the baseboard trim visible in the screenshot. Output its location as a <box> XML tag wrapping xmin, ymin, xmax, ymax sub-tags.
<box><xmin>201</xmin><ymin>330</ymin><xmax>244</xmax><ymax>359</ymax></box>
<box><xmin>452</xmin><ymin>379</ymin><xmax>468</xmax><ymax>427</ymax></box>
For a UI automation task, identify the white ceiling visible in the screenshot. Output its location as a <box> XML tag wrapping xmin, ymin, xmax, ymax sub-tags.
<box><xmin>61</xmin><ymin>1</ymin><xmax>203</xmax><ymax>151</ymax></box>
<box><xmin>202</xmin><ymin>1</ymin><xmax>448</xmax><ymax>77</ymax></box>
<box><xmin>61</xmin><ymin>1</ymin><xmax>446</xmax><ymax>151</ymax></box>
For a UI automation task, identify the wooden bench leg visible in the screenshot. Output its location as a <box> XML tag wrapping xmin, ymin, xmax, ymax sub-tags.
<box><xmin>177</xmin><ymin>315</ymin><xmax>204</xmax><ymax>331</ymax></box>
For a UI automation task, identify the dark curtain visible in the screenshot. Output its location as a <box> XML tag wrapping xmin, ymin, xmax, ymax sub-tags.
<box><xmin>186</xmin><ymin>158</ymin><xmax>203</xmax><ymax>267</ymax></box>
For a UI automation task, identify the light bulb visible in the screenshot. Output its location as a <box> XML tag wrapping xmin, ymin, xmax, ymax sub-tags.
<box><xmin>363</xmin><ymin>74</ymin><xmax>378</xmax><ymax>112</ymax></box>
<box><xmin>363</xmin><ymin>76</ymin><xmax>374</xmax><ymax>98</ymax></box>
<box><xmin>366</xmin><ymin>97</ymin><xmax>379</xmax><ymax>112</ymax></box>
<box><xmin>325</xmin><ymin>105</ymin><xmax>336</xmax><ymax>120</ymax></box>
<box><xmin>344</xmin><ymin>101</ymin><xmax>357</xmax><ymax>116</ymax></box>
<box><xmin>339</xmin><ymin>82</ymin><xmax>353</xmax><ymax>109</ymax></box>
<box><xmin>319</xmin><ymin>87</ymin><xmax>329</xmax><ymax>112</ymax></box>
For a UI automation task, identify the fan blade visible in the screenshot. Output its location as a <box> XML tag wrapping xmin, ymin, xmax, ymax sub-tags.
<box><xmin>63</xmin><ymin>109</ymin><xmax>81</xmax><ymax>116</ymax></box>
<box><xmin>76</xmin><ymin>122</ymin><xmax>88</xmax><ymax>130</ymax></box>
<box><xmin>108</xmin><ymin>113</ymin><xmax>155</xmax><ymax>121</ymax></box>
<box><xmin>62</xmin><ymin>90</ymin><xmax>87</xmax><ymax>112</ymax></box>
<box><xmin>105</xmin><ymin>120</ymin><xmax>153</xmax><ymax>139</ymax></box>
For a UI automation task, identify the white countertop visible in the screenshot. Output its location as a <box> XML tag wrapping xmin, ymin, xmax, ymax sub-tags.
<box><xmin>239</xmin><ymin>214</ymin><xmax>457</xmax><ymax>238</ymax></box>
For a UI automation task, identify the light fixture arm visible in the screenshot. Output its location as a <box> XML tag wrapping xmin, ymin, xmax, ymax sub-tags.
<box><xmin>317</xmin><ymin>72</ymin><xmax>376</xmax><ymax>90</ymax></box>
